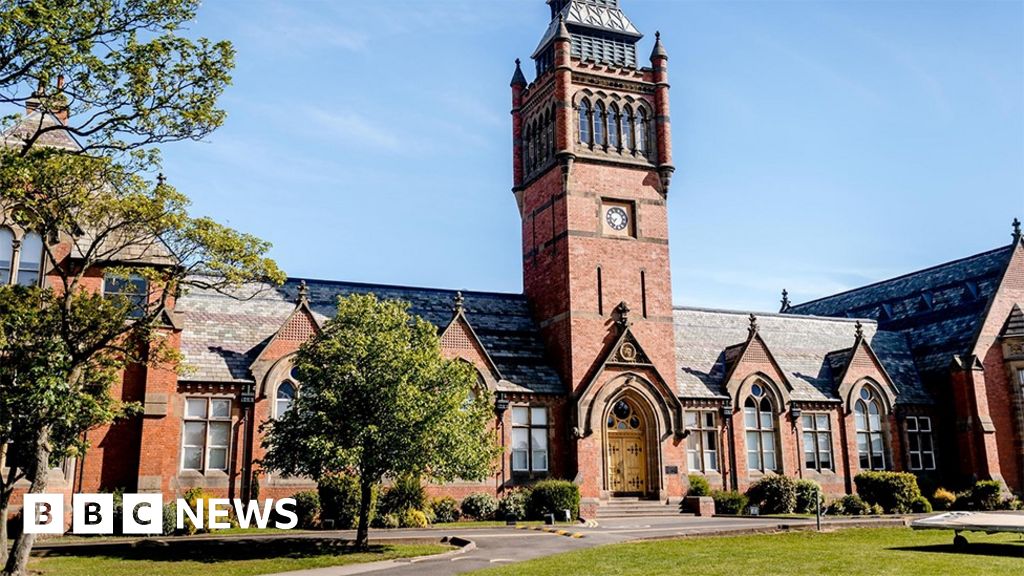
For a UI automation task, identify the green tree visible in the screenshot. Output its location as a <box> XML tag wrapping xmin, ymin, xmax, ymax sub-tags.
<box><xmin>0</xmin><ymin>3</ymin><xmax>267</xmax><ymax>573</ymax></box>
<box><xmin>261</xmin><ymin>294</ymin><xmax>501</xmax><ymax>549</ymax></box>
<box><xmin>0</xmin><ymin>0</ymin><xmax>233</xmax><ymax>169</ymax></box>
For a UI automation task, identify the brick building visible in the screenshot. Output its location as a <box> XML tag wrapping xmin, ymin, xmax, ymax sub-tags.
<box><xmin>3</xmin><ymin>0</ymin><xmax>1023</xmax><ymax>520</ymax></box>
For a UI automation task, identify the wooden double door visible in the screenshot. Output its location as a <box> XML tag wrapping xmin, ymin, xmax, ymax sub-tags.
<box><xmin>607</xmin><ymin>431</ymin><xmax>648</xmax><ymax>494</ymax></box>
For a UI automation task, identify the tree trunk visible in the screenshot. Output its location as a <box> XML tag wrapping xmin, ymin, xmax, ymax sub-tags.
<box><xmin>3</xmin><ymin>426</ymin><xmax>50</xmax><ymax>576</ymax></box>
<box><xmin>355</xmin><ymin>478</ymin><xmax>373</xmax><ymax>550</ymax></box>
<box><xmin>0</xmin><ymin>492</ymin><xmax>9</xmax><ymax>567</ymax></box>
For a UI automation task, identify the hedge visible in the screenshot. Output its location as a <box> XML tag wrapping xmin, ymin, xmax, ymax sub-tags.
<box><xmin>794</xmin><ymin>479</ymin><xmax>823</xmax><ymax>514</ymax></box>
<box><xmin>746</xmin><ymin>474</ymin><xmax>796</xmax><ymax>514</ymax></box>
<box><xmin>711</xmin><ymin>490</ymin><xmax>748</xmax><ymax>515</ymax></box>
<box><xmin>528</xmin><ymin>479</ymin><xmax>581</xmax><ymax>521</ymax></box>
<box><xmin>461</xmin><ymin>493</ymin><xmax>499</xmax><ymax>520</ymax></box>
<box><xmin>854</xmin><ymin>471</ymin><xmax>922</xmax><ymax>513</ymax></box>
<box><xmin>687</xmin><ymin>474</ymin><xmax>711</xmax><ymax>497</ymax></box>
<box><xmin>292</xmin><ymin>490</ymin><xmax>321</xmax><ymax>529</ymax></box>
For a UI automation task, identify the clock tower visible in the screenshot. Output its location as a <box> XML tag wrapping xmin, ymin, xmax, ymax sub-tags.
<box><xmin>512</xmin><ymin>0</ymin><xmax>684</xmax><ymax>502</ymax></box>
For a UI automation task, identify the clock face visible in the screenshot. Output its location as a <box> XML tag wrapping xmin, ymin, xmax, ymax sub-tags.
<box><xmin>606</xmin><ymin>206</ymin><xmax>629</xmax><ymax>231</ymax></box>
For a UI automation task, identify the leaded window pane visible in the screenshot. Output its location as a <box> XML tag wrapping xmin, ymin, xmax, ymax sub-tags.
<box><xmin>816</xmin><ymin>414</ymin><xmax>829</xmax><ymax>429</ymax></box>
<box><xmin>511</xmin><ymin>407</ymin><xmax>529</xmax><ymax>426</ymax></box>
<box><xmin>15</xmin><ymin>232</ymin><xmax>42</xmax><ymax>286</ymax></box>
<box><xmin>211</xmin><ymin>399</ymin><xmax>231</xmax><ymax>419</ymax></box>
<box><xmin>531</xmin><ymin>407</ymin><xmax>547</xmax><ymax>426</ymax></box>
<box><xmin>208</xmin><ymin>448</ymin><xmax>228</xmax><ymax>471</ymax></box>
<box><xmin>186</xmin><ymin>399</ymin><xmax>207</xmax><ymax>419</ymax></box>
<box><xmin>184</xmin><ymin>421</ymin><xmax>206</xmax><ymax>446</ymax></box>
<box><xmin>182</xmin><ymin>447</ymin><xmax>203</xmax><ymax>470</ymax></box>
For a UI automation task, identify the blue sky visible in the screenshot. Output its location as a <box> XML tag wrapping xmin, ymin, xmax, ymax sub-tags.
<box><xmin>158</xmin><ymin>0</ymin><xmax>1023</xmax><ymax>311</ymax></box>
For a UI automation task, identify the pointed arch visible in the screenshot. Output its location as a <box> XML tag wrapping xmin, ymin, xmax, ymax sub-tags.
<box><xmin>0</xmin><ymin>227</ymin><xmax>12</xmax><ymax>285</ymax></box>
<box><xmin>594</xmin><ymin>101</ymin><xmax>607</xmax><ymax>147</ymax></box>
<box><xmin>636</xmin><ymin>106</ymin><xmax>649</xmax><ymax>154</ymax></box>
<box><xmin>16</xmin><ymin>230</ymin><xmax>42</xmax><ymax>286</ymax></box>
<box><xmin>608</xmin><ymin>102</ymin><xmax>620</xmax><ymax>149</ymax></box>
<box><xmin>274</xmin><ymin>380</ymin><xmax>296</xmax><ymax>419</ymax></box>
<box><xmin>852</xmin><ymin>379</ymin><xmax>890</xmax><ymax>470</ymax></box>
<box><xmin>621</xmin><ymin>104</ymin><xmax>634</xmax><ymax>151</ymax></box>
<box><xmin>578</xmin><ymin>98</ymin><xmax>592</xmax><ymax>145</ymax></box>
<box><xmin>545</xmin><ymin>105</ymin><xmax>555</xmax><ymax>158</ymax></box>
<box><xmin>737</xmin><ymin>374</ymin><xmax>784</xmax><ymax>473</ymax></box>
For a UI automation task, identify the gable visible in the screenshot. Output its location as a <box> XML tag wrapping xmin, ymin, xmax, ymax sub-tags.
<box><xmin>440</xmin><ymin>315</ymin><xmax>501</xmax><ymax>387</ymax></box>
<box><xmin>725</xmin><ymin>335</ymin><xmax>792</xmax><ymax>402</ymax></box>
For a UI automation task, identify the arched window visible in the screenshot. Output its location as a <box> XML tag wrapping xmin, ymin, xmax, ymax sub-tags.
<box><xmin>0</xmin><ymin>228</ymin><xmax>12</xmax><ymax>284</ymax></box>
<box><xmin>545</xmin><ymin>109</ymin><xmax>555</xmax><ymax>158</ymax></box>
<box><xmin>594</xmin><ymin>102</ymin><xmax>606</xmax><ymax>147</ymax></box>
<box><xmin>578</xmin><ymin>100</ymin><xmax>592</xmax><ymax>145</ymax></box>
<box><xmin>744</xmin><ymin>383</ymin><xmax>777</xmax><ymax>472</ymax></box>
<box><xmin>608</xmin><ymin>104</ymin><xmax>620</xmax><ymax>149</ymax></box>
<box><xmin>276</xmin><ymin>380</ymin><xmax>296</xmax><ymax>418</ymax></box>
<box><xmin>622</xmin><ymin>105</ymin><xmax>634</xmax><ymax>151</ymax></box>
<box><xmin>525</xmin><ymin>124</ymin><xmax>535</xmax><ymax>173</ymax></box>
<box><xmin>636</xmin><ymin>109</ymin><xmax>649</xmax><ymax>154</ymax></box>
<box><xmin>16</xmin><ymin>231</ymin><xmax>42</xmax><ymax>286</ymax></box>
<box><xmin>855</xmin><ymin>387</ymin><xmax>887</xmax><ymax>470</ymax></box>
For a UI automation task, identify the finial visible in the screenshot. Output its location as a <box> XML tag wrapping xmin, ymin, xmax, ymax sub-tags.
<box><xmin>555</xmin><ymin>14</ymin><xmax>570</xmax><ymax>41</ymax></box>
<box><xmin>780</xmin><ymin>289</ymin><xmax>791</xmax><ymax>313</ymax></box>
<box><xmin>156</xmin><ymin>172</ymin><xmax>166</xmax><ymax>186</ymax></box>
<box><xmin>651</xmin><ymin>30</ymin><xmax>668</xmax><ymax>60</ymax></box>
<box><xmin>1013</xmin><ymin>217</ymin><xmax>1022</xmax><ymax>243</ymax></box>
<box><xmin>855</xmin><ymin>320</ymin><xmax>864</xmax><ymax>339</ymax></box>
<box><xmin>510</xmin><ymin>58</ymin><xmax>527</xmax><ymax>87</ymax></box>
<box><xmin>297</xmin><ymin>280</ymin><xmax>308</xmax><ymax>305</ymax></box>
<box><xmin>615</xmin><ymin>301</ymin><xmax>631</xmax><ymax>329</ymax></box>
<box><xmin>748</xmin><ymin>313</ymin><xmax>758</xmax><ymax>337</ymax></box>
<box><xmin>453</xmin><ymin>291</ymin><xmax>465</xmax><ymax>315</ymax></box>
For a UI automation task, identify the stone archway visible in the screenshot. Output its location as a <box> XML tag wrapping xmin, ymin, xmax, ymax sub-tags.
<box><xmin>601</xmin><ymin>389</ymin><xmax>660</xmax><ymax>497</ymax></box>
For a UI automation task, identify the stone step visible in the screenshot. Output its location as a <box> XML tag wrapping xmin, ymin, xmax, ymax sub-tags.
<box><xmin>596</xmin><ymin>499</ymin><xmax>682</xmax><ymax>518</ymax></box>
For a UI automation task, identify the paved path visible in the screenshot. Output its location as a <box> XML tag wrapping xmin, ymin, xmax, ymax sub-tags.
<box><xmin>260</xmin><ymin>515</ymin><xmax>910</xmax><ymax>576</ymax></box>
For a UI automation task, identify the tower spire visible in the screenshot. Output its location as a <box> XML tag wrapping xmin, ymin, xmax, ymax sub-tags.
<box><xmin>510</xmin><ymin>58</ymin><xmax>527</xmax><ymax>88</ymax></box>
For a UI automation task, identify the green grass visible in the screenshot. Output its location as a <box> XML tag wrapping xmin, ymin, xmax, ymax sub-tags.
<box><xmin>30</xmin><ymin>542</ymin><xmax>449</xmax><ymax>576</ymax></box>
<box><xmin>468</xmin><ymin>527</ymin><xmax>1023</xmax><ymax>576</ymax></box>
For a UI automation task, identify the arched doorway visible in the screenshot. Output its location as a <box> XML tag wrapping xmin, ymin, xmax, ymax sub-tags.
<box><xmin>605</xmin><ymin>397</ymin><xmax>652</xmax><ymax>495</ymax></box>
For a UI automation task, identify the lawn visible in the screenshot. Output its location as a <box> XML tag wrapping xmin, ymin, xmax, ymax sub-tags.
<box><xmin>29</xmin><ymin>540</ymin><xmax>449</xmax><ymax>576</ymax></box>
<box><xmin>469</xmin><ymin>527</ymin><xmax>1023</xmax><ymax>576</ymax></box>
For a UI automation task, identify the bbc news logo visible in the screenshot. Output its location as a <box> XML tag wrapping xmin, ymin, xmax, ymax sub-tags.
<box><xmin>24</xmin><ymin>493</ymin><xmax>297</xmax><ymax>535</ymax></box>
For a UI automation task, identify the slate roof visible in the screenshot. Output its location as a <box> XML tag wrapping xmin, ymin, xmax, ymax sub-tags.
<box><xmin>674</xmin><ymin>307</ymin><xmax>928</xmax><ymax>404</ymax></box>
<box><xmin>178</xmin><ymin>278</ymin><xmax>565</xmax><ymax>395</ymax></box>
<box><xmin>533</xmin><ymin>0</ymin><xmax>643</xmax><ymax>66</ymax></box>
<box><xmin>787</xmin><ymin>245</ymin><xmax>1014</xmax><ymax>375</ymax></box>
<box><xmin>2</xmin><ymin>110</ymin><xmax>80</xmax><ymax>151</ymax></box>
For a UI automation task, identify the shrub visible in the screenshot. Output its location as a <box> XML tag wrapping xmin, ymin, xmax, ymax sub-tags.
<box><xmin>318</xmin><ymin>474</ymin><xmax>376</xmax><ymax>529</ymax></box>
<box><xmin>498</xmin><ymin>489</ymin><xmax>530</xmax><ymax>521</ymax></box>
<box><xmin>162</xmin><ymin>502</ymin><xmax>177</xmax><ymax>535</ymax></box>
<box><xmin>461</xmin><ymin>493</ymin><xmax>499</xmax><ymax>520</ymax></box>
<box><xmin>373</xmin><ymin>513</ymin><xmax>400</xmax><ymax>529</ymax></box>
<box><xmin>970</xmin><ymin>480</ymin><xmax>1004</xmax><ymax>511</ymax></box>
<box><xmin>826</xmin><ymin>494</ymin><xmax>871</xmax><ymax>516</ymax></box>
<box><xmin>528</xmin><ymin>480</ymin><xmax>581</xmax><ymax>521</ymax></box>
<box><xmin>431</xmin><ymin>497</ymin><xmax>460</xmax><ymax>524</ymax></box>
<box><xmin>399</xmin><ymin>509</ymin><xmax>428</xmax><ymax>528</ymax></box>
<box><xmin>854</xmin><ymin>471</ymin><xmax>922</xmax><ymax>513</ymax></box>
<box><xmin>181</xmin><ymin>487</ymin><xmax>212</xmax><ymax>534</ymax></box>
<box><xmin>687</xmin><ymin>474</ymin><xmax>711</xmax><ymax>497</ymax></box>
<box><xmin>931</xmin><ymin>488</ymin><xmax>956</xmax><ymax>511</ymax></box>
<box><xmin>746</xmin><ymin>474</ymin><xmax>796</xmax><ymax>514</ymax></box>
<box><xmin>292</xmin><ymin>490</ymin><xmax>321</xmax><ymax>529</ymax></box>
<box><xmin>711</xmin><ymin>490</ymin><xmax>748</xmax><ymax>515</ymax></box>
<box><xmin>910</xmin><ymin>496</ymin><xmax>932</xmax><ymax>513</ymax></box>
<box><xmin>794</xmin><ymin>479</ymin><xmax>823</xmax><ymax>514</ymax></box>
<box><xmin>379</xmin><ymin>475</ymin><xmax>427</xmax><ymax>517</ymax></box>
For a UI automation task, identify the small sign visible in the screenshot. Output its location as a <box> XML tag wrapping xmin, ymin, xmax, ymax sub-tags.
<box><xmin>664</xmin><ymin>465</ymin><xmax>679</xmax><ymax>475</ymax></box>
<box><xmin>240</xmin><ymin>384</ymin><xmax>256</xmax><ymax>405</ymax></box>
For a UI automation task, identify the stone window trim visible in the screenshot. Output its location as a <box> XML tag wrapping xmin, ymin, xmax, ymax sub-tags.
<box><xmin>573</xmin><ymin>92</ymin><xmax>653</xmax><ymax>160</ymax></box>
<box><xmin>685</xmin><ymin>409</ymin><xmax>719</xmax><ymax>474</ymax></box>
<box><xmin>904</xmin><ymin>415</ymin><xmax>936</xmax><ymax>472</ymax></box>
<box><xmin>742</xmin><ymin>379</ymin><xmax>781</xmax><ymax>474</ymax></box>
<box><xmin>801</xmin><ymin>412</ymin><xmax>834</xmax><ymax>473</ymax></box>
<box><xmin>853</xmin><ymin>382</ymin><xmax>890</xmax><ymax>472</ymax></box>
<box><xmin>180</xmin><ymin>396</ymin><xmax>233</xmax><ymax>475</ymax></box>
<box><xmin>0</xmin><ymin>226</ymin><xmax>45</xmax><ymax>287</ymax></box>
<box><xmin>274</xmin><ymin>379</ymin><xmax>297</xmax><ymax>420</ymax></box>
<box><xmin>511</xmin><ymin>405</ymin><xmax>550</xmax><ymax>476</ymax></box>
